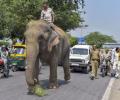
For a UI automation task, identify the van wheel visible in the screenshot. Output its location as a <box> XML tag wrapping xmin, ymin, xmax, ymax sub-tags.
<box><xmin>71</xmin><ymin>68</ymin><xmax>76</xmax><ymax>72</ymax></box>
<box><xmin>84</xmin><ymin>66</ymin><xmax>90</xmax><ymax>74</ymax></box>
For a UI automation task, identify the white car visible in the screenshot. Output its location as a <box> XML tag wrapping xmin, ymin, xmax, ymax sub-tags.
<box><xmin>69</xmin><ymin>45</ymin><xmax>91</xmax><ymax>73</ymax></box>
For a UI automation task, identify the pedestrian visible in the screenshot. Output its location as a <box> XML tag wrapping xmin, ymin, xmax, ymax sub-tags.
<box><xmin>112</xmin><ymin>47</ymin><xmax>120</xmax><ymax>78</ymax></box>
<box><xmin>111</xmin><ymin>48</ymin><xmax>116</xmax><ymax>64</ymax></box>
<box><xmin>100</xmin><ymin>49</ymin><xmax>106</xmax><ymax>65</ymax></box>
<box><xmin>0</xmin><ymin>45</ymin><xmax>9</xmax><ymax>77</ymax></box>
<box><xmin>90</xmin><ymin>45</ymin><xmax>100</xmax><ymax>80</ymax></box>
<box><xmin>105</xmin><ymin>49</ymin><xmax>112</xmax><ymax>74</ymax></box>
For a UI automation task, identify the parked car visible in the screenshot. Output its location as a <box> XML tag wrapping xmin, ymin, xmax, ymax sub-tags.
<box><xmin>69</xmin><ymin>45</ymin><xmax>91</xmax><ymax>73</ymax></box>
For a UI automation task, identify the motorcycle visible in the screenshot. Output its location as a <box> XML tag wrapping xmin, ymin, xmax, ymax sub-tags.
<box><xmin>8</xmin><ymin>58</ymin><xmax>18</xmax><ymax>72</ymax></box>
<box><xmin>100</xmin><ymin>58</ymin><xmax>110</xmax><ymax>77</ymax></box>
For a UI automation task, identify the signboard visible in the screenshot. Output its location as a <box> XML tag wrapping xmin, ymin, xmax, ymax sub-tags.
<box><xmin>78</xmin><ymin>37</ymin><xmax>85</xmax><ymax>44</ymax></box>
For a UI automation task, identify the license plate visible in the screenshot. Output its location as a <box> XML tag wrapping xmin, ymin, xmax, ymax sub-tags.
<box><xmin>71</xmin><ymin>63</ymin><xmax>79</xmax><ymax>66</ymax></box>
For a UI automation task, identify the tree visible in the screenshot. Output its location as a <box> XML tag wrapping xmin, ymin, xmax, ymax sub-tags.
<box><xmin>0</xmin><ymin>0</ymin><xmax>43</xmax><ymax>38</ymax></box>
<box><xmin>0</xmin><ymin>0</ymin><xmax>85</xmax><ymax>38</ymax></box>
<box><xmin>85</xmin><ymin>32</ymin><xmax>116</xmax><ymax>48</ymax></box>
<box><xmin>48</xmin><ymin>0</ymin><xmax>85</xmax><ymax>31</ymax></box>
<box><xmin>69</xmin><ymin>36</ymin><xmax>78</xmax><ymax>46</ymax></box>
<box><xmin>67</xmin><ymin>34</ymin><xmax>78</xmax><ymax>46</ymax></box>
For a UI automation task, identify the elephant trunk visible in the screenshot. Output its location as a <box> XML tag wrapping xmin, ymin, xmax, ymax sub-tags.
<box><xmin>25</xmin><ymin>41</ymin><xmax>39</xmax><ymax>86</ymax></box>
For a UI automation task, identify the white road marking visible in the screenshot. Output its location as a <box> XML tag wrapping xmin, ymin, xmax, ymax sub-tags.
<box><xmin>101</xmin><ymin>78</ymin><xmax>115</xmax><ymax>100</ymax></box>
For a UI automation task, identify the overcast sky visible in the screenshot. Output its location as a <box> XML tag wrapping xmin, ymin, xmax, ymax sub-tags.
<box><xmin>70</xmin><ymin>0</ymin><xmax>120</xmax><ymax>42</ymax></box>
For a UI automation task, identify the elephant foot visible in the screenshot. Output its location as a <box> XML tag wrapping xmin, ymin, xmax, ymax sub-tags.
<box><xmin>27</xmin><ymin>86</ymin><xmax>34</xmax><ymax>95</ymax></box>
<box><xmin>49</xmin><ymin>83</ymin><xmax>59</xmax><ymax>89</ymax></box>
<box><xmin>64</xmin><ymin>75</ymin><xmax>71</xmax><ymax>82</ymax></box>
<box><xmin>27</xmin><ymin>91</ymin><xmax>34</xmax><ymax>95</ymax></box>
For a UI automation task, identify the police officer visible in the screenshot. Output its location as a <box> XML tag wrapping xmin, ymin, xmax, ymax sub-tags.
<box><xmin>90</xmin><ymin>45</ymin><xmax>100</xmax><ymax>80</ymax></box>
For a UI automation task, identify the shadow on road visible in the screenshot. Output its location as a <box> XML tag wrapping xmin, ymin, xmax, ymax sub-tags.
<box><xmin>39</xmin><ymin>79</ymin><xmax>69</xmax><ymax>89</ymax></box>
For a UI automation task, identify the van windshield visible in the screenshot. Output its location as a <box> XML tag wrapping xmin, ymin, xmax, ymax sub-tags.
<box><xmin>72</xmin><ymin>48</ymin><xmax>88</xmax><ymax>55</ymax></box>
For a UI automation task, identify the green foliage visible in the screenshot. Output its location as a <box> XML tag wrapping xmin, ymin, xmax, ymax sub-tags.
<box><xmin>0</xmin><ymin>0</ymin><xmax>44</xmax><ymax>37</ymax></box>
<box><xmin>0</xmin><ymin>0</ymin><xmax>84</xmax><ymax>38</ymax></box>
<box><xmin>0</xmin><ymin>41</ymin><xmax>9</xmax><ymax>46</ymax></box>
<box><xmin>48</xmin><ymin>0</ymin><xmax>84</xmax><ymax>31</ymax></box>
<box><xmin>34</xmin><ymin>85</ymin><xmax>46</xmax><ymax>97</ymax></box>
<box><xmin>55</xmin><ymin>11</ymin><xmax>80</xmax><ymax>31</ymax></box>
<box><xmin>85</xmin><ymin>32</ymin><xmax>116</xmax><ymax>48</ymax></box>
<box><xmin>68</xmin><ymin>35</ymin><xmax>78</xmax><ymax>46</ymax></box>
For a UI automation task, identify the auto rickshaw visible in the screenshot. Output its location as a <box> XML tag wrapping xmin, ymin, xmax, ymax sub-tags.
<box><xmin>9</xmin><ymin>43</ymin><xmax>26</xmax><ymax>71</ymax></box>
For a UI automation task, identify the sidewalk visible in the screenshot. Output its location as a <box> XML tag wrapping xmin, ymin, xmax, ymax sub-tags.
<box><xmin>109</xmin><ymin>78</ymin><xmax>120</xmax><ymax>100</ymax></box>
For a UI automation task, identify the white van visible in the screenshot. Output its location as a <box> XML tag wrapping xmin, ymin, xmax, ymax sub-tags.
<box><xmin>69</xmin><ymin>45</ymin><xmax>91</xmax><ymax>73</ymax></box>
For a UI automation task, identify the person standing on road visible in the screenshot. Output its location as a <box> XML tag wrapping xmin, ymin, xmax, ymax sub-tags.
<box><xmin>100</xmin><ymin>49</ymin><xmax>106</xmax><ymax>65</ymax></box>
<box><xmin>112</xmin><ymin>47</ymin><xmax>120</xmax><ymax>78</ymax></box>
<box><xmin>90</xmin><ymin>45</ymin><xmax>100</xmax><ymax>80</ymax></box>
<box><xmin>104</xmin><ymin>49</ymin><xmax>112</xmax><ymax>74</ymax></box>
<box><xmin>0</xmin><ymin>46</ymin><xmax>9</xmax><ymax>76</ymax></box>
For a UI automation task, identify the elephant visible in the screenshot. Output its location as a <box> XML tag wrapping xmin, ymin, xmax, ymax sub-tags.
<box><xmin>24</xmin><ymin>20</ymin><xmax>71</xmax><ymax>94</ymax></box>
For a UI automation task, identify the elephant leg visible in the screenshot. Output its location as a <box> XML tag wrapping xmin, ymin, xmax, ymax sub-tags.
<box><xmin>25</xmin><ymin>42</ymin><xmax>39</xmax><ymax>93</ymax></box>
<box><xmin>25</xmin><ymin>67</ymin><xmax>35</xmax><ymax>93</ymax></box>
<box><xmin>63</xmin><ymin>49</ymin><xmax>71</xmax><ymax>81</ymax></box>
<box><xmin>49</xmin><ymin>54</ymin><xmax>58</xmax><ymax>89</ymax></box>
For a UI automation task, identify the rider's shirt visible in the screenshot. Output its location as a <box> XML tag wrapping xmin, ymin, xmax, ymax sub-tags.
<box><xmin>41</xmin><ymin>8</ymin><xmax>54</xmax><ymax>23</ymax></box>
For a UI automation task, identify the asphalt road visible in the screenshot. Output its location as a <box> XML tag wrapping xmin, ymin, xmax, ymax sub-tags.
<box><xmin>0</xmin><ymin>66</ymin><xmax>110</xmax><ymax>100</ymax></box>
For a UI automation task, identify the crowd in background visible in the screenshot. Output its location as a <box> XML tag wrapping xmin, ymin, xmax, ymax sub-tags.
<box><xmin>90</xmin><ymin>45</ymin><xmax>120</xmax><ymax>80</ymax></box>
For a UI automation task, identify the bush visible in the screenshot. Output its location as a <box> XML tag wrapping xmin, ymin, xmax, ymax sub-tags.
<box><xmin>0</xmin><ymin>41</ymin><xmax>9</xmax><ymax>46</ymax></box>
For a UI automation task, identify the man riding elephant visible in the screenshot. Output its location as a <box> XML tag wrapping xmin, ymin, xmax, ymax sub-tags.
<box><xmin>24</xmin><ymin>19</ymin><xmax>71</xmax><ymax>96</ymax></box>
<box><xmin>40</xmin><ymin>1</ymin><xmax>57</xmax><ymax>34</ymax></box>
<box><xmin>40</xmin><ymin>1</ymin><xmax>55</xmax><ymax>24</ymax></box>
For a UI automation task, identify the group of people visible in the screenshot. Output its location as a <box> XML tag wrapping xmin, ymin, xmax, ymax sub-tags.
<box><xmin>90</xmin><ymin>45</ymin><xmax>120</xmax><ymax>80</ymax></box>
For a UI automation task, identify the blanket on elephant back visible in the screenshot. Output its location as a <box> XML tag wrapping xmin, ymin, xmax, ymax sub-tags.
<box><xmin>25</xmin><ymin>20</ymin><xmax>68</xmax><ymax>38</ymax></box>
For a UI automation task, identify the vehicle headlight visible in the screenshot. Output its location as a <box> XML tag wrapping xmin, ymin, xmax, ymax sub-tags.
<box><xmin>82</xmin><ymin>60</ymin><xmax>85</xmax><ymax>63</ymax></box>
<box><xmin>85</xmin><ymin>59</ymin><xmax>89</xmax><ymax>64</ymax></box>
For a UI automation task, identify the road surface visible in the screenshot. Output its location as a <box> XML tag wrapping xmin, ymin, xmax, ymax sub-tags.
<box><xmin>0</xmin><ymin>66</ymin><xmax>110</xmax><ymax>100</ymax></box>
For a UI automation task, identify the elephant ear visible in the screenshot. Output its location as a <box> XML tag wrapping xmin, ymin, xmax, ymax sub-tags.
<box><xmin>48</xmin><ymin>31</ymin><xmax>59</xmax><ymax>52</ymax></box>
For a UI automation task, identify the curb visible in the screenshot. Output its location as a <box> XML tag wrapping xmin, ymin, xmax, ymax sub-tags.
<box><xmin>101</xmin><ymin>78</ymin><xmax>115</xmax><ymax>100</ymax></box>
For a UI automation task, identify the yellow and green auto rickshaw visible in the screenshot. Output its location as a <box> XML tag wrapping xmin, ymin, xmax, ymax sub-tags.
<box><xmin>9</xmin><ymin>43</ymin><xmax>26</xmax><ymax>71</ymax></box>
